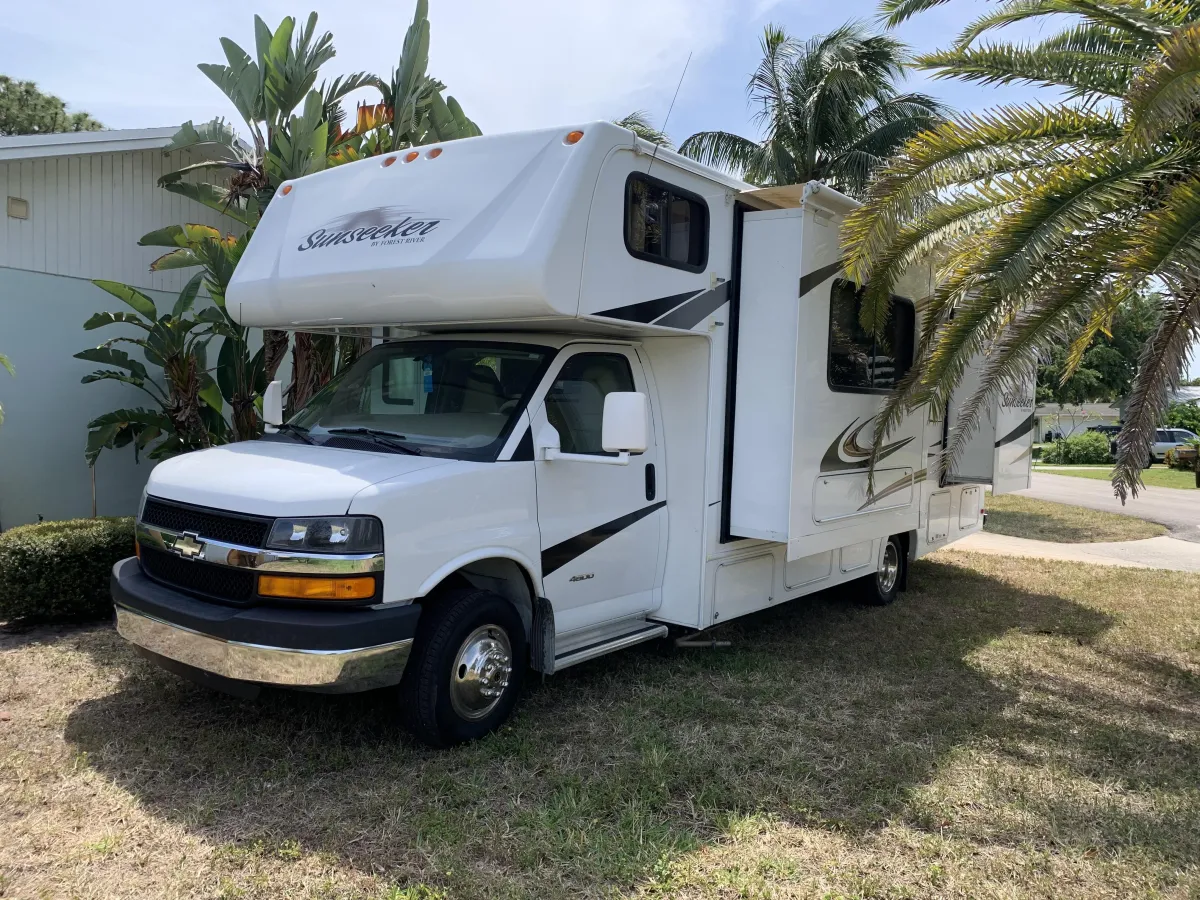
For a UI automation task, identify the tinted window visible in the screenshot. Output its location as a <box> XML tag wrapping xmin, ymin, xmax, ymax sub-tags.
<box><xmin>544</xmin><ymin>353</ymin><xmax>635</xmax><ymax>455</ymax></box>
<box><xmin>828</xmin><ymin>280</ymin><xmax>915</xmax><ymax>393</ymax></box>
<box><xmin>625</xmin><ymin>174</ymin><xmax>707</xmax><ymax>271</ymax></box>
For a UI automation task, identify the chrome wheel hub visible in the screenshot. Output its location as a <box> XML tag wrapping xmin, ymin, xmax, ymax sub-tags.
<box><xmin>449</xmin><ymin>625</ymin><xmax>513</xmax><ymax>721</ymax></box>
<box><xmin>877</xmin><ymin>541</ymin><xmax>900</xmax><ymax>594</ymax></box>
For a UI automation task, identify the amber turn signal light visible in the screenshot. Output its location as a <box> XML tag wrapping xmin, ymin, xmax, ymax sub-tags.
<box><xmin>426</xmin><ymin>147</ymin><xmax>442</xmax><ymax>159</ymax></box>
<box><xmin>280</xmin><ymin>184</ymin><xmax>293</xmax><ymax>195</ymax></box>
<box><xmin>258</xmin><ymin>575</ymin><xmax>376</xmax><ymax>601</ymax></box>
<box><xmin>564</xmin><ymin>130</ymin><xmax>584</xmax><ymax>145</ymax></box>
<box><xmin>382</xmin><ymin>156</ymin><xmax>397</xmax><ymax>167</ymax></box>
<box><xmin>403</xmin><ymin>150</ymin><xmax>420</xmax><ymax>163</ymax></box>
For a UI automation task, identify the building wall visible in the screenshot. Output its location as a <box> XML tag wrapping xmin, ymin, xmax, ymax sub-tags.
<box><xmin>0</xmin><ymin>147</ymin><xmax>244</xmax><ymax>529</ymax></box>
<box><xmin>0</xmin><ymin>267</ymin><xmax>169</xmax><ymax>528</ymax></box>
<box><xmin>0</xmin><ymin>148</ymin><xmax>236</xmax><ymax>292</ymax></box>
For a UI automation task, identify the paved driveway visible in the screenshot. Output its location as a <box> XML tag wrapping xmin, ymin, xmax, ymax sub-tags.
<box><xmin>1018</xmin><ymin>472</ymin><xmax>1200</xmax><ymax>541</ymax></box>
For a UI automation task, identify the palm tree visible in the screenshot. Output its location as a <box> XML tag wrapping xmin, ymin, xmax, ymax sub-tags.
<box><xmin>844</xmin><ymin>0</ymin><xmax>1200</xmax><ymax>500</ymax></box>
<box><xmin>678</xmin><ymin>23</ymin><xmax>945</xmax><ymax>196</ymax></box>
<box><xmin>146</xmin><ymin>2</ymin><xmax>478</xmax><ymax>414</ymax></box>
<box><xmin>613</xmin><ymin>111</ymin><xmax>671</xmax><ymax>147</ymax></box>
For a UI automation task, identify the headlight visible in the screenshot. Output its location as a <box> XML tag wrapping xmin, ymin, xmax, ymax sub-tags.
<box><xmin>266</xmin><ymin>516</ymin><xmax>383</xmax><ymax>553</ymax></box>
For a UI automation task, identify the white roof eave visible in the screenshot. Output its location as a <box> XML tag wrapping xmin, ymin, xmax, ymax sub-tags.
<box><xmin>0</xmin><ymin>127</ymin><xmax>180</xmax><ymax>161</ymax></box>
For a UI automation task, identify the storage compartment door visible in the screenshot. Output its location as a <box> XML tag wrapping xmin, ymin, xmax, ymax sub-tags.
<box><xmin>946</xmin><ymin>360</ymin><xmax>1034</xmax><ymax>495</ymax></box>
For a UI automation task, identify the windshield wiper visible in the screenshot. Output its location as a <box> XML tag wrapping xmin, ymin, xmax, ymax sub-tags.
<box><xmin>326</xmin><ymin>427</ymin><xmax>421</xmax><ymax>455</ymax></box>
<box><xmin>275</xmin><ymin>423</ymin><xmax>315</xmax><ymax>445</ymax></box>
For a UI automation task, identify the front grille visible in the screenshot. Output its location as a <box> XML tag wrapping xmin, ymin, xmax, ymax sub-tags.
<box><xmin>140</xmin><ymin>546</ymin><xmax>257</xmax><ymax>605</ymax></box>
<box><xmin>142</xmin><ymin>497</ymin><xmax>272</xmax><ymax>548</ymax></box>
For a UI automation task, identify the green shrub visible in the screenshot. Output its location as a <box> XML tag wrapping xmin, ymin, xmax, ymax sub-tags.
<box><xmin>1040</xmin><ymin>431</ymin><xmax>1113</xmax><ymax>465</ymax></box>
<box><xmin>0</xmin><ymin>517</ymin><xmax>133</xmax><ymax>623</ymax></box>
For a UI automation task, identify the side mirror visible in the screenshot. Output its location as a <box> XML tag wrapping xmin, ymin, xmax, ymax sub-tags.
<box><xmin>602</xmin><ymin>392</ymin><xmax>649</xmax><ymax>453</ymax></box>
<box><xmin>263</xmin><ymin>380</ymin><xmax>283</xmax><ymax>430</ymax></box>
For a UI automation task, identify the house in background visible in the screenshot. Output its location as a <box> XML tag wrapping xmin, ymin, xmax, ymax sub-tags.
<box><xmin>0</xmin><ymin>128</ymin><xmax>236</xmax><ymax>529</ymax></box>
<box><xmin>1034</xmin><ymin>402</ymin><xmax>1120</xmax><ymax>442</ymax></box>
<box><xmin>1117</xmin><ymin>386</ymin><xmax>1200</xmax><ymax>424</ymax></box>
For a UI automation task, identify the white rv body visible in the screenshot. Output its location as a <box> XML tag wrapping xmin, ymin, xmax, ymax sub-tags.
<box><xmin>113</xmin><ymin>122</ymin><xmax>1033</xmax><ymax>743</ymax></box>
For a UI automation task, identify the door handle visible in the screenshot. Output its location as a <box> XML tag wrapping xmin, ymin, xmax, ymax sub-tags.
<box><xmin>645</xmin><ymin>463</ymin><xmax>656</xmax><ymax>501</ymax></box>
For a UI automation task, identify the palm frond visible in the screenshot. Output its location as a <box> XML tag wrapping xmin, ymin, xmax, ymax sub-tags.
<box><xmin>1126</xmin><ymin>22</ymin><xmax>1200</xmax><ymax>143</ymax></box>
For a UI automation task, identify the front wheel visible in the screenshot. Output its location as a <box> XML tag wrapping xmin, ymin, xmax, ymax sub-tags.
<box><xmin>400</xmin><ymin>587</ymin><xmax>526</xmax><ymax>747</ymax></box>
<box><xmin>857</xmin><ymin>535</ymin><xmax>905</xmax><ymax>606</ymax></box>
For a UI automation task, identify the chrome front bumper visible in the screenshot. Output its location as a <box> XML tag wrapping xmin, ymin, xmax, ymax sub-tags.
<box><xmin>110</xmin><ymin>557</ymin><xmax>419</xmax><ymax>694</ymax></box>
<box><xmin>116</xmin><ymin>605</ymin><xmax>413</xmax><ymax>692</ymax></box>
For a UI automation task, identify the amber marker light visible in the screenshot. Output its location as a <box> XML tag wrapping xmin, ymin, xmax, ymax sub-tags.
<box><xmin>564</xmin><ymin>130</ymin><xmax>584</xmax><ymax>145</ymax></box>
<box><xmin>382</xmin><ymin>156</ymin><xmax>398</xmax><ymax>167</ymax></box>
<box><xmin>258</xmin><ymin>575</ymin><xmax>376</xmax><ymax>601</ymax></box>
<box><xmin>403</xmin><ymin>150</ymin><xmax>420</xmax><ymax>163</ymax></box>
<box><xmin>426</xmin><ymin>147</ymin><xmax>442</xmax><ymax>159</ymax></box>
<box><xmin>280</xmin><ymin>184</ymin><xmax>293</xmax><ymax>195</ymax></box>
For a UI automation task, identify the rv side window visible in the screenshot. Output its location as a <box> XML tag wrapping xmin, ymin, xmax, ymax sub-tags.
<box><xmin>544</xmin><ymin>353</ymin><xmax>636</xmax><ymax>455</ymax></box>
<box><xmin>827</xmin><ymin>280</ymin><xmax>915</xmax><ymax>393</ymax></box>
<box><xmin>624</xmin><ymin>174</ymin><xmax>708</xmax><ymax>272</ymax></box>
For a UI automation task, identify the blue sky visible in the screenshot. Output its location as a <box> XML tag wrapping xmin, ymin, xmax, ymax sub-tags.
<box><xmin>1</xmin><ymin>0</ymin><xmax>1047</xmax><ymax>140</ymax></box>
<box><xmin>3</xmin><ymin>0</ymin><xmax>1192</xmax><ymax>379</ymax></box>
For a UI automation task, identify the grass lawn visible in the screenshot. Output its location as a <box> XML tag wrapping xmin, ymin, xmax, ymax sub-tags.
<box><xmin>1036</xmin><ymin>465</ymin><xmax>1198</xmax><ymax>490</ymax></box>
<box><xmin>3</xmin><ymin>553</ymin><xmax>1200</xmax><ymax>899</ymax></box>
<box><xmin>984</xmin><ymin>492</ymin><xmax>1167</xmax><ymax>543</ymax></box>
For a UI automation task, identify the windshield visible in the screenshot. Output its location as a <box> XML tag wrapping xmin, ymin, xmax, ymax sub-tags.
<box><xmin>287</xmin><ymin>340</ymin><xmax>553</xmax><ymax>460</ymax></box>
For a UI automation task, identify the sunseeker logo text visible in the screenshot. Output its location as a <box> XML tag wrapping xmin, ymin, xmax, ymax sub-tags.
<box><xmin>296</xmin><ymin>206</ymin><xmax>442</xmax><ymax>252</ymax></box>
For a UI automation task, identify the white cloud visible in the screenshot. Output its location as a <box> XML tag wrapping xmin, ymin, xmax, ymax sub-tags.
<box><xmin>1</xmin><ymin>0</ymin><xmax>781</xmax><ymax>133</ymax></box>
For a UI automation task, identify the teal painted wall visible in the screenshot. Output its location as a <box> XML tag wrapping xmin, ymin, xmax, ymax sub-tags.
<box><xmin>0</xmin><ymin>267</ymin><xmax>166</xmax><ymax>527</ymax></box>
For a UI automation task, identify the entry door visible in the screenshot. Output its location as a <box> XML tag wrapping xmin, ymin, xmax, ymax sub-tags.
<box><xmin>530</xmin><ymin>345</ymin><xmax>665</xmax><ymax>635</ymax></box>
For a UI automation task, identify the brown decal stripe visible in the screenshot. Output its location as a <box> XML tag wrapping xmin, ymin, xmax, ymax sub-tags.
<box><xmin>798</xmin><ymin>260</ymin><xmax>844</xmax><ymax>299</ymax></box>
<box><xmin>541</xmin><ymin>501</ymin><xmax>666</xmax><ymax>577</ymax></box>
<box><xmin>995</xmin><ymin>413</ymin><xmax>1035</xmax><ymax>448</ymax></box>
<box><xmin>594</xmin><ymin>289</ymin><xmax>704</xmax><ymax>325</ymax></box>
<box><xmin>653</xmin><ymin>281</ymin><xmax>730</xmax><ymax>329</ymax></box>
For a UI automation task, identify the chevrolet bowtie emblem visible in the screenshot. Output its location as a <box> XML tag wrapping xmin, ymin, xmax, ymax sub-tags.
<box><xmin>173</xmin><ymin>532</ymin><xmax>205</xmax><ymax>560</ymax></box>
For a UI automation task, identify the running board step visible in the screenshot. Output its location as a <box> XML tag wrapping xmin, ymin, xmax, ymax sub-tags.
<box><xmin>553</xmin><ymin>623</ymin><xmax>668</xmax><ymax>671</ymax></box>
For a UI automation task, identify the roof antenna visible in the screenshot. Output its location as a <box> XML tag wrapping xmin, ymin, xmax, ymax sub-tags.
<box><xmin>647</xmin><ymin>51</ymin><xmax>691</xmax><ymax>177</ymax></box>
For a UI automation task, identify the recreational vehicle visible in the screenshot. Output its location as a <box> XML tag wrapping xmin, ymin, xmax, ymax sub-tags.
<box><xmin>111</xmin><ymin>122</ymin><xmax>1034</xmax><ymax>746</ymax></box>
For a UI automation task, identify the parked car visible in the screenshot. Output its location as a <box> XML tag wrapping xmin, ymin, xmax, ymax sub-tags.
<box><xmin>1103</xmin><ymin>427</ymin><xmax>1196</xmax><ymax>464</ymax></box>
<box><xmin>1152</xmin><ymin>428</ymin><xmax>1198</xmax><ymax>463</ymax></box>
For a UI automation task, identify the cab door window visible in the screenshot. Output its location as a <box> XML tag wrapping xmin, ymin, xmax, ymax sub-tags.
<box><xmin>544</xmin><ymin>353</ymin><xmax>635</xmax><ymax>455</ymax></box>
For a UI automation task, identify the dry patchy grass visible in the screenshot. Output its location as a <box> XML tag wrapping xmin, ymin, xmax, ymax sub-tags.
<box><xmin>984</xmin><ymin>493</ymin><xmax>1167</xmax><ymax>542</ymax></box>
<box><xmin>1</xmin><ymin>553</ymin><xmax>1198</xmax><ymax>899</ymax></box>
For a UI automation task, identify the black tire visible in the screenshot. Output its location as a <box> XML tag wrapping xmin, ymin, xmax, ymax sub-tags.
<box><xmin>857</xmin><ymin>535</ymin><xmax>905</xmax><ymax>606</ymax></box>
<box><xmin>400</xmin><ymin>587</ymin><xmax>526</xmax><ymax>747</ymax></box>
<box><xmin>1145</xmin><ymin>455</ymin><xmax>1154</xmax><ymax>469</ymax></box>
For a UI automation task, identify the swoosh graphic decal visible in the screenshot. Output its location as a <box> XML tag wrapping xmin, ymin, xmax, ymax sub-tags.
<box><xmin>594</xmin><ymin>289</ymin><xmax>703</xmax><ymax>324</ymax></box>
<box><xmin>820</xmin><ymin>416</ymin><xmax>915</xmax><ymax>472</ymax></box>
<box><xmin>857</xmin><ymin>468</ymin><xmax>927</xmax><ymax>512</ymax></box>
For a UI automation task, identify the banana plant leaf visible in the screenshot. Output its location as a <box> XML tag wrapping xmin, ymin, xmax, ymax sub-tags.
<box><xmin>91</xmin><ymin>280</ymin><xmax>157</xmax><ymax>320</ymax></box>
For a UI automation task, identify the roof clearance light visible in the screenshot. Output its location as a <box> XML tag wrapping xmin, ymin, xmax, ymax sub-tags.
<box><xmin>403</xmin><ymin>150</ymin><xmax>420</xmax><ymax>163</ymax></box>
<box><xmin>382</xmin><ymin>156</ymin><xmax>397</xmax><ymax>167</ymax></box>
<box><xmin>426</xmin><ymin>147</ymin><xmax>442</xmax><ymax>159</ymax></box>
<box><xmin>564</xmin><ymin>130</ymin><xmax>584</xmax><ymax>145</ymax></box>
<box><xmin>280</xmin><ymin>184</ymin><xmax>293</xmax><ymax>195</ymax></box>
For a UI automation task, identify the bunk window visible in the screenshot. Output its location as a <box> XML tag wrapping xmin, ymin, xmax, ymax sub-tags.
<box><xmin>827</xmin><ymin>280</ymin><xmax>915</xmax><ymax>393</ymax></box>
<box><xmin>624</xmin><ymin>173</ymin><xmax>708</xmax><ymax>272</ymax></box>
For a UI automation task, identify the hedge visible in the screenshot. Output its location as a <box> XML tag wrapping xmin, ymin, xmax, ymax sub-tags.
<box><xmin>1040</xmin><ymin>431</ymin><xmax>1113</xmax><ymax>465</ymax></box>
<box><xmin>0</xmin><ymin>517</ymin><xmax>133</xmax><ymax>623</ymax></box>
